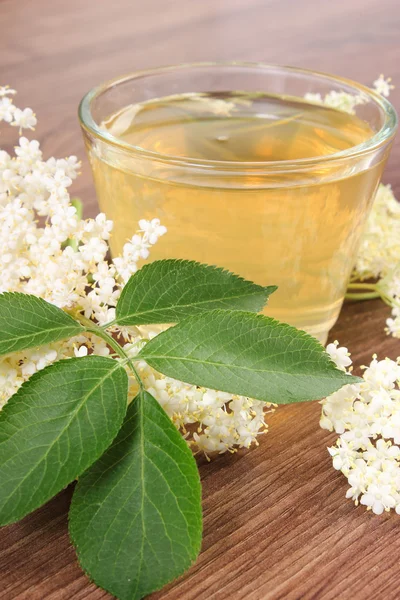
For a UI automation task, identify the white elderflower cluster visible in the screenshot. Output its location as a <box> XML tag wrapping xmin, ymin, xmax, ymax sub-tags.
<box><xmin>0</xmin><ymin>87</ymin><xmax>272</xmax><ymax>454</ymax></box>
<box><xmin>353</xmin><ymin>184</ymin><xmax>400</xmax><ymax>281</ymax></box>
<box><xmin>376</xmin><ymin>266</ymin><xmax>400</xmax><ymax>339</ymax></box>
<box><xmin>304</xmin><ymin>74</ymin><xmax>393</xmax><ymax>115</ymax></box>
<box><xmin>135</xmin><ymin>354</ymin><xmax>273</xmax><ymax>456</ymax></box>
<box><xmin>304</xmin><ymin>90</ymin><xmax>367</xmax><ymax>115</ymax></box>
<box><xmin>322</xmin><ymin>342</ymin><xmax>400</xmax><ymax>514</ymax></box>
<box><xmin>0</xmin><ymin>86</ymin><xmax>37</xmax><ymax>130</ymax></box>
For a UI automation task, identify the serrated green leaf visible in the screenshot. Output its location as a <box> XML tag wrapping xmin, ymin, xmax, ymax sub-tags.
<box><xmin>69</xmin><ymin>390</ymin><xmax>202</xmax><ymax>600</ymax></box>
<box><xmin>138</xmin><ymin>310</ymin><xmax>361</xmax><ymax>404</ymax></box>
<box><xmin>116</xmin><ymin>259</ymin><xmax>276</xmax><ymax>326</ymax></box>
<box><xmin>0</xmin><ymin>293</ymin><xmax>83</xmax><ymax>356</ymax></box>
<box><xmin>0</xmin><ymin>356</ymin><xmax>128</xmax><ymax>526</ymax></box>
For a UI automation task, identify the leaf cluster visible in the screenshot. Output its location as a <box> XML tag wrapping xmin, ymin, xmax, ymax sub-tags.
<box><xmin>0</xmin><ymin>260</ymin><xmax>358</xmax><ymax>599</ymax></box>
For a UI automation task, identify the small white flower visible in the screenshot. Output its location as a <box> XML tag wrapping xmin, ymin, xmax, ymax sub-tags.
<box><xmin>0</xmin><ymin>86</ymin><xmax>16</xmax><ymax>97</ymax></box>
<box><xmin>139</xmin><ymin>218</ymin><xmax>167</xmax><ymax>245</ymax></box>
<box><xmin>11</xmin><ymin>107</ymin><xmax>37</xmax><ymax>130</ymax></box>
<box><xmin>328</xmin><ymin>439</ymin><xmax>358</xmax><ymax>474</ymax></box>
<box><xmin>360</xmin><ymin>483</ymin><xmax>396</xmax><ymax>514</ymax></box>
<box><xmin>0</xmin><ymin>97</ymin><xmax>15</xmax><ymax>122</ymax></box>
<box><xmin>373</xmin><ymin>74</ymin><xmax>394</xmax><ymax>97</ymax></box>
<box><xmin>80</xmin><ymin>212</ymin><xmax>113</xmax><ymax>241</ymax></box>
<box><xmin>326</xmin><ymin>341</ymin><xmax>352</xmax><ymax>371</ymax></box>
<box><xmin>56</xmin><ymin>156</ymin><xmax>80</xmax><ymax>179</ymax></box>
<box><xmin>79</xmin><ymin>237</ymin><xmax>108</xmax><ymax>264</ymax></box>
<box><xmin>386</xmin><ymin>315</ymin><xmax>400</xmax><ymax>337</ymax></box>
<box><xmin>363</xmin><ymin>357</ymin><xmax>400</xmax><ymax>390</ymax></box>
<box><xmin>304</xmin><ymin>92</ymin><xmax>323</xmax><ymax>104</ymax></box>
<box><xmin>15</xmin><ymin>137</ymin><xmax>42</xmax><ymax>164</ymax></box>
<box><xmin>92</xmin><ymin>340</ymin><xmax>110</xmax><ymax>357</ymax></box>
<box><xmin>21</xmin><ymin>348</ymin><xmax>58</xmax><ymax>376</ymax></box>
<box><xmin>320</xmin><ymin>383</ymin><xmax>359</xmax><ymax>434</ymax></box>
<box><xmin>44</xmin><ymin>168</ymin><xmax>72</xmax><ymax>196</ymax></box>
<box><xmin>363</xmin><ymin>438</ymin><xmax>400</xmax><ymax>467</ymax></box>
<box><xmin>74</xmin><ymin>345</ymin><xmax>88</xmax><ymax>358</ymax></box>
<box><xmin>341</xmin><ymin>423</ymin><xmax>371</xmax><ymax>450</ymax></box>
<box><xmin>345</xmin><ymin>458</ymin><xmax>369</xmax><ymax>502</ymax></box>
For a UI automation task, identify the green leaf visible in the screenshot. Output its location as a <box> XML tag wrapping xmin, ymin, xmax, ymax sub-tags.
<box><xmin>0</xmin><ymin>356</ymin><xmax>128</xmax><ymax>526</ymax></box>
<box><xmin>138</xmin><ymin>310</ymin><xmax>360</xmax><ymax>404</ymax></box>
<box><xmin>116</xmin><ymin>259</ymin><xmax>276</xmax><ymax>326</ymax></box>
<box><xmin>69</xmin><ymin>390</ymin><xmax>202</xmax><ymax>600</ymax></box>
<box><xmin>0</xmin><ymin>292</ymin><xmax>83</xmax><ymax>356</ymax></box>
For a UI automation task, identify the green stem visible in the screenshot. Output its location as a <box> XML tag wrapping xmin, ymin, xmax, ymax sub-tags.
<box><xmin>77</xmin><ymin>314</ymin><xmax>143</xmax><ymax>389</ymax></box>
<box><xmin>377</xmin><ymin>292</ymin><xmax>394</xmax><ymax>308</ymax></box>
<box><xmin>345</xmin><ymin>280</ymin><xmax>395</xmax><ymax>307</ymax></box>
<box><xmin>345</xmin><ymin>291</ymin><xmax>380</xmax><ymax>301</ymax></box>
<box><xmin>346</xmin><ymin>282</ymin><xmax>378</xmax><ymax>291</ymax></box>
<box><xmin>345</xmin><ymin>281</ymin><xmax>382</xmax><ymax>301</ymax></box>
<box><xmin>63</xmin><ymin>198</ymin><xmax>83</xmax><ymax>252</ymax></box>
<box><xmin>71</xmin><ymin>197</ymin><xmax>83</xmax><ymax>220</ymax></box>
<box><xmin>101</xmin><ymin>319</ymin><xmax>117</xmax><ymax>330</ymax></box>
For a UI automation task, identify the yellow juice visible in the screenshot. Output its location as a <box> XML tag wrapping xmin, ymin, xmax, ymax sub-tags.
<box><xmin>88</xmin><ymin>91</ymin><xmax>384</xmax><ymax>342</ymax></box>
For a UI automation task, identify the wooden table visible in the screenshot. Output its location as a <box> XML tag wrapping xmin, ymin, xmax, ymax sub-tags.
<box><xmin>1</xmin><ymin>0</ymin><xmax>400</xmax><ymax>598</ymax></box>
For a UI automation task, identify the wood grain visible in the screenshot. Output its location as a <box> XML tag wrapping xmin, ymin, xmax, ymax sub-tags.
<box><xmin>0</xmin><ymin>0</ymin><xmax>399</xmax><ymax>598</ymax></box>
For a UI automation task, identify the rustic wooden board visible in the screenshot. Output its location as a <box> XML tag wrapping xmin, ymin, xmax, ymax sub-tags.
<box><xmin>0</xmin><ymin>0</ymin><xmax>399</xmax><ymax>598</ymax></box>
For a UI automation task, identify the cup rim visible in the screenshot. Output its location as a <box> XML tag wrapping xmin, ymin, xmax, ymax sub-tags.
<box><xmin>79</xmin><ymin>61</ymin><xmax>397</xmax><ymax>171</ymax></box>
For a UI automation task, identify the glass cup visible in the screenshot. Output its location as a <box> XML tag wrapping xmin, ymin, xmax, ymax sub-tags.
<box><xmin>79</xmin><ymin>62</ymin><xmax>397</xmax><ymax>344</ymax></box>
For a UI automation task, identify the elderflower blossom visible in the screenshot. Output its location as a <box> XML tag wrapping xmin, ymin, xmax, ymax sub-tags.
<box><xmin>304</xmin><ymin>90</ymin><xmax>367</xmax><ymax>115</ymax></box>
<box><xmin>0</xmin><ymin>87</ymin><xmax>273</xmax><ymax>454</ymax></box>
<box><xmin>322</xmin><ymin>343</ymin><xmax>400</xmax><ymax>514</ymax></box>
<box><xmin>305</xmin><ymin>74</ymin><xmax>393</xmax><ymax>115</ymax></box>
<box><xmin>373</xmin><ymin>74</ymin><xmax>395</xmax><ymax>98</ymax></box>
<box><xmin>353</xmin><ymin>184</ymin><xmax>400</xmax><ymax>281</ymax></box>
<box><xmin>134</xmin><ymin>356</ymin><xmax>274</xmax><ymax>456</ymax></box>
<box><xmin>352</xmin><ymin>183</ymin><xmax>400</xmax><ymax>339</ymax></box>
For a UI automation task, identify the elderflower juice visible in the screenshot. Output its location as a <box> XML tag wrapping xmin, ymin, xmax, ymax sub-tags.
<box><xmin>80</xmin><ymin>64</ymin><xmax>396</xmax><ymax>343</ymax></box>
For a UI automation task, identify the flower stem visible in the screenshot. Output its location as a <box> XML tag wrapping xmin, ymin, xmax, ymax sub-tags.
<box><xmin>101</xmin><ymin>319</ymin><xmax>117</xmax><ymax>330</ymax></box>
<box><xmin>63</xmin><ymin>198</ymin><xmax>83</xmax><ymax>252</ymax></box>
<box><xmin>377</xmin><ymin>292</ymin><xmax>394</xmax><ymax>308</ymax></box>
<box><xmin>345</xmin><ymin>291</ymin><xmax>381</xmax><ymax>301</ymax></box>
<box><xmin>71</xmin><ymin>197</ymin><xmax>83</xmax><ymax>220</ymax></box>
<box><xmin>77</xmin><ymin>314</ymin><xmax>144</xmax><ymax>389</ymax></box>
<box><xmin>345</xmin><ymin>281</ymin><xmax>382</xmax><ymax>302</ymax></box>
<box><xmin>347</xmin><ymin>282</ymin><xmax>378</xmax><ymax>291</ymax></box>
